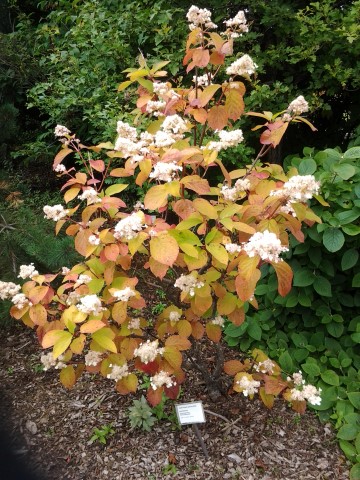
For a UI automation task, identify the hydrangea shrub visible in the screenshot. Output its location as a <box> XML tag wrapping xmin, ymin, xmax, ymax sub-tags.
<box><xmin>1</xmin><ymin>6</ymin><xmax>323</xmax><ymax>412</ymax></box>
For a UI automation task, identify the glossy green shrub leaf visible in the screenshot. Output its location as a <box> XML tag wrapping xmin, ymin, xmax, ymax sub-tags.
<box><xmin>298</xmin><ymin>158</ymin><xmax>317</xmax><ymax>175</ymax></box>
<box><xmin>322</xmin><ymin>228</ymin><xmax>345</xmax><ymax>252</ymax></box>
<box><xmin>247</xmin><ymin>319</ymin><xmax>262</xmax><ymax>340</ymax></box>
<box><xmin>336</xmin><ymin>209</ymin><xmax>360</xmax><ymax>225</ymax></box>
<box><xmin>301</xmin><ymin>362</ymin><xmax>321</xmax><ymax>376</ymax></box>
<box><xmin>278</xmin><ymin>351</ymin><xmax>293</xmax><ymax>372</ymax></box>
<box><xmin>340</xmin><ymin>440</ymin><xmax>357</xmax><ymax>460</ymax></box>
<box><xmin>344</xmin><ymin>147</ymin><xmax>360</xmax><ymax>159</ymax></box>
<box><xmin>313</xmin><ymin>276</ymin><xmax>332</xmax><ymax>297</ymax></box>
<box><xmin>337</xmin><ymin>424</ymin><xmax>358</xmax><ymax>441</ymax></box>
<box><xmin>352</xmin><ymin>273</ymin><xmax>360</xmax><ymax>288</ymax></box>
<box><xmin>327</xmin><ymin>322</ymin><xmax>344</xmax><ymax>338</ymax></box>
<box><xmin>348</xmin><ymin>393</ymin><xmax>360</xmax><ymax>410</ymax></box>
<box><xmin>350</xmin><ymin>463</ymin><xmax>360</xmax><ymax>480</ymax></box>
<box><xmin>293</xmin><ymin>269</ymin><xmax>315</xmax><ymax>287</ymax></box>
<box><xmin>321</xmin><ymin>370</ymin><xmax>340</xmax><ymax>386</ymax></box>
<box><xmin>332</xmin><ymin>164</ymin><xmax>357</xmax><ymax>180</ymax></box>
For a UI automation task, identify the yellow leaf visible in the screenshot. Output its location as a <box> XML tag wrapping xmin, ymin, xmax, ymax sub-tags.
<box><xmin>217</xmin><ymin>292</ymin><xmax>237</xmax><ymax>315</ymax></box>
<box><xmin>144</xmin><ymin>184</ymin><xmax>169</xmax><ymax>210</ymax></box>
<box><xmin>206</xmin><ymin>243</ymin><xmax>228</xmax><ymax>265</ymax></box>
<box><xmin>206</xmin><ymin>323</ymin><xmax>221</xmax><ymax>343</ymax></box>
<box><xmin>29</xmin><ymin>304</ymin><xmax>47</xmax><ymax>326</ymax></box>
<box><xmin>60</xmin><ymin>365</ymin><xmax>76</xmax><ymax>389</ymax></box>
<box><xmin>62</xmin><ymin>305</ymin><xmax>88</xmax><ymax>324</ymax></box>
<box><xmin>80</xmin><ymin>319</ymin><xmax>106</xmax><ymax>334</ymax></box>
<box><xmin>165</xmin><ymin>335</ymin><xmax>191</xmax><ymax>350</ymax></box>
<box><xmin>193</xmin><ymin>198</ymin><xmax>218</xmax><ymax>219</ymax></box>
<box><xmin>105</xmin><ymin>184</ymin><xmax>128</xmax><ymax>196</ymax></box>
<box><xmin>225</xmin><ymin>89</ymin><xmax>244</xmax><ymax>121</ymax></box>
<box><xmin>150</xmin><ymin>232</ymin><xmax>179</xmax><ymax>267</ymax></box>
<box><xmin>207</xmin><ymin>105</ymin><xmax>228</xmax><ymax>131</ymax></box>
<box><xmin>163</xmin><ymin>346</ymin><xmax>183</xmax><ymax>370</ymax></box>
<box><xmin>51</xmin><ymin>330</ymin><xmax>73</xmax><ymax>358</ymax></box>
<box><xmin>28</xmin><ymin>285</ymin><xmax>49</xmax><ymax>304</ymax></box>
<box><xmin>53</xmin><ymin>147</ymin><xmax>72</xmax><ymax>169</ymax></box>
<box><xmin>198</xmin><ymin>84</ymin><xmax>221</xmax><ymax>107</ymax></box>
<box><xmin>70</xmin><ymin>335</ymin><xmax>86</xmax><ymax>354</ymax></box>
<box><xmin>92</xmin><ymin>328</ymin><xmax>117</xmax><ymax>353</ymax></box>
<box><xmin>64</xmin><ymin>187</ymin><xmax>80</xmax><ymax>203</ymax></box>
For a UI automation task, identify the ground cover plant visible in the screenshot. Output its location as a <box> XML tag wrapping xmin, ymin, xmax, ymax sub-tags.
<box><xmin>4</xmin><ymin>5</ymin><xmax>360</xmax><ymax>476</ymax></box>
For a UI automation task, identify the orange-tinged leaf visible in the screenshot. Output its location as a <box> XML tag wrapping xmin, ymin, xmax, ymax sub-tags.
<box><xmin>53</xmin><ymin>147</ymin><xmax>72</xmax><ymax>169</ymax></box>
<box><xmin>207</xmin><ymin>105</ymin><xmax>228</xmax><ymax>130</ymax></box>
<box><xmin>198</xmin><ymin>84</ymin><xmax>221</xmax><ymax>107</ymax></box>
<box><xmin>191</xmin><ymin>320</ymin><xmax>204</xmax><ymax>339</ymax></box>
<box><xmin>224</xmin><ymin>360</ymin><xmax>245</xmax><ymax>376</ymax></box>
<box><xmin>60</xmin><ymin>365</ymin><xmax>76</xmax><ymax>389</ymax></box>
<box><xmin>206</xmin><ymin>323</ymin><xmax>221</xmax><ymax>343</ymax></box>
<box><xmin>92</xmin><ymin>328</ymin><xmax>117</xmax><ymax>353</ymax></box>
<box><xmin>173</xmin><ymin>199</ymin><xmax>196</xmax><ymax>220</ymax></box>
<box><xmin>150</xmin><ymin>232</ymin><xmax>179</xmax><ymax>267</ymax></box>
<box><xmin>181</xmin><ymin>176</ymin><xmax>211</xmax><ymax>195</ymax></box>
<box><xmin>209</xmin><ymin>50</ymin><xmax>225</xmax><ymax>65</ymax></box>
<box><xmin>147</xmin><ymin>386</ymin><xmax>163</xmax><ymax>406</ymax></box>
<box><xmin>29</xmin><ymin>304</ymin><xmax>47</xmax><ymax>326</ymax></box>
<box><xmin>116</xmin><ymin>373</ymin><xmax>138</xmax><ymax>394</ymax></box>
<box><xmin>80</xmin><ymin>319</ymin><xmax>106</xmax><ymax>334</ymax></box>
<box><xmin>191</xmin><ymin>108</ymin><xmax>208</xmax><ymax>124</ymax></box>
<box><xmin>28</xmin><ymin>285</ymin><xmax>49</xmax><ymax>304</ymax></box>
<box><xmin>260</xmin><ymin>121</ymin><xmax>288</xmax><ymax>148</ymax></box>
<box><xmin>264</xmin><ymin>376</ymin><xmax>288</xmax><ymax>396</ymax></box>
<box><xmin>144</xmin><ymin>184</ymin><xmax>169</xmax><ymax>210</ymax></box>
<box><xmin>70</xmin><ymin>334</ymin><xmax>86</xmax><ymax>354</ymax></box>
<box><xmin>75</xmin><ymin>229</ymin><xmax>92</xmax><ymax>256</ymax></box>
<box><xmin>89</xmin><ymin>159</ymin><xmax>105</xmax><ymax>172</ymax></box>
<box><xmin>270</xmin><ymin>260</ymin><xmax>293</xmax><ymax>297</ymax></box>
<box><xmin>164</xmin><ymin>383</ymin><xmax>180</xmax><ymax>400</ymax></box>
<box><xmin>235</xmin><ymin>270</ymin><xmax>260</xmax><ymax>302</ymax></box>
<box><xmin>291</xmin><ymin>400</ymin><xmax>307</xmax><ymax>414</ymax></box>
<box><xmin>225</xmin><ymin>89</ymin><xmax>244</xmax><ymax>121</ymax></box>
<box><xmin>191</xmin><ymin>293</ymin><xmax>213</xmax><ymax>316</ymax></box>
<box><xmin>64</xmin><ymin>187</ymin><xmax>80</xmax><ymax>203</ymax></box>
<box><xmin>163</xmin><ymin>347</ymin><xmax>183</xmax><ymax>370</ymax></box>
<box><xmin>192</xmin><ymin>48</ymin><xmax>210</xmax><ymax>68</ymax></box>
<box><xmin>104</xmin><ymin>244</ymin><xmax>119</xmax><ymax>261</ymax></box>
<box><xmin>228</xmin><ymin>307</ymin><xmax>245</xmax><ymax>326</ymax></box>
<box><xmin>148</xmin><ymin>257</ymin><xmax>169</xmax><ymax>280</ymax></box>
<box><xmin>42</xmin><ymin>329</ymin><xmax>67</xmax><ymax>349</ymax></box>
<box><xmin>165</xmin><ymin>336</ymin><xmax>191</xmax><ymax>351</ymax></box>
<box><xmin>10</xmin><ymin>305</ymin><xmax>30</xmax><ymax>320</ymax></box>
<box><xmin>259</xmin><ymin>386</ymin><xmax>275</xmax><ymax>409</ymax></box>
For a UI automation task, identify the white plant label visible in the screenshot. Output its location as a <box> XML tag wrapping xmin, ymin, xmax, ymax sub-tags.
<box><xmin>175</xmin><ymin>401</ymin><xmax>206</xmax><ymax>425</ymax></box>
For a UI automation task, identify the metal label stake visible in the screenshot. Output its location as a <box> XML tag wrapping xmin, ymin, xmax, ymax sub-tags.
<box><xmin>175</xmin><ymin>401</ymin><xmax>209</xmax><ymax>459</ymax></box>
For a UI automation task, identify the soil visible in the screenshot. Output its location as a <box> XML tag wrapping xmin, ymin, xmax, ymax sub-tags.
<box><xmin>0</xmin><ymin>269</ymin><xmax>351</xmax><ymax>480</ymax></box>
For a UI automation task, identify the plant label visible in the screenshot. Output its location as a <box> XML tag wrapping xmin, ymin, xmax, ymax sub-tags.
<box><xmin>175</xmin><ymin>401</ymin><xmax>206</xmax><ymax>425</ymax></box>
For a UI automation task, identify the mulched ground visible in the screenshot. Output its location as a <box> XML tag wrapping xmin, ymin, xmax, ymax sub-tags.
<box><xmin>0</xmin><ymin>323</ymin><xmax>350</xmax><ymax>480</ymax></box>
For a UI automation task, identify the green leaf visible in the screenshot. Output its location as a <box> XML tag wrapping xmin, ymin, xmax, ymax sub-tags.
<box><xmin>336</xmin><ymin>209</ymin><xmax>360</xmax><ymax>225</ymax></box>
<box><xmin>293</xmin><ymin>269</ymin><xmax>315</xmax><ymax>287</ymax></box>
<box><xmin>321</xmin><ymin>369</ymin><xmax>340</xmax><ymax>386</ymax></box>
<box><xmin>344</xmin><ymin>147</ymin><xmax>360</xmax><ymax>159</ymax></box>
<box><xmin>313</xmin><ymin>276</ymin><xmax>332</xmax><ymax>297</ymax></box>
<box><xmin>322</xmin><ymin>228</ymin><xmax>345</xmax><ymax>252</ymax></box>
<box><xmin>332</xmin><ymin>163</ymin><xmax>356</xmax><ymax>180</ymax></box>
<box><xmin>298</xmin><ymin>158</ymin><xmax>317</xmax><ymax>175</ymax></box>
<box><xmin>247</xmin><ymin>320</ymin><xmax>262</xmax><ymax>340</ymax></box>
<box><xmin>351</xmin><ymin>333</ymin><xmax>360</xmax><ymax>343</ymax></box>
<box><xmin>278</xmin><ymin>351</ymin><xmax>293</xmax><ymax>372</ymax></box>
<box><xmin>342</xmin><ymin>249</ymin><xmax>359</xmax><ymax>271</ymax></box>
<box><xmin>337</xmin><ymin>423</ymin><xmax>358</xmax><ymax>441</ymax></box>
<box><xmin>339</xmin><ymin>440</ymin><xmax>357</xmax><ymax>460</ymax></box>
<box><xmin>301</xmin><ymin>362</ymin><xmax>320</xmax><ymax>377</ymax></box>
<box><xmin>105</xmin><ymin>184</ymin><xmax>128</xmax><ymax>196</ymax></box>
<box><xmin>326</xmin><ymin>322</ymin><xmax>344</xmax><ymax>338</ymax></box>
<box><xmin>342</xmin><ymin>224</ymin><xmax>360</xmax><ymax>236</ymax></box>
<box><xmin>350</xmin><ymin>463</ymin><xmax>360</xmax><ymax>480</ymax></box>
<box><xmin>352</xmin><ymin>273</ymin><xmax>360</xmax><ymax>288</ymax></box>
<box><xmin>348</xmin><ymin>392</ymin><xmax>360</xmax><ymax>409</ymax></box>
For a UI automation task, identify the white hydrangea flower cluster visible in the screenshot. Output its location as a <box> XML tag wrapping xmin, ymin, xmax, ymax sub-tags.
<box><xmin>186</xmin><ymin>5</ymin><xmax>217</xmax><ymax>30</ymax></box>
<box><xmin>41</xmin><ymin>352</ymin><xmax>66</xmax><ymax>371</ymax></box>
<box><xmin>243</xmin><ymin>230</ymin><xmax>289</xmax><ymax>263</ymax></box>
<box><xmin>11</xmin><ymin>293</ymin><xmax>32</xmax><ymax>309</ymax></box>
<box><xmin>162</xmin><ymin>114</ymin><xmax>189</xmax><ymax>135</ymax></box>
<box><xmin>254</xmin><ymin>359</ymin><xmax>275</xmax><ymax>374</ymax></box>
<box><xmin>43</xmin><ymin>204</ymin><xmax>68</xmax><ymax>221</ymax></box>
<box><xmin>149</xmin><ymin>161</ymin><xmax>182</xmax><ymax>182</ymax></box>
<box><xmin>225</xmin><ymin>243</ymin><xmax>242</xmax><ymax>254</ymax></box>
<box><xmin>107</xmin><ymin>363</ymin><xmax>129</xmax><ymax>381</ymax></box>
<box><xmin>114</xmin><ymin>120</ymin><xmax>152</xmax><ymax>159</ymax></box>
<box><xmin>226</xmin><ymin>54</ymin><xmax>257</xmax><ymax>77</ymax></box>
<box><xmin>84</xmin><ymin>350</ymin><xmax>103</xmax><ymax>366</ymax></box>
<box><xmin>270</xmin><ymin>175</ymin><xmax>320</xmax><ymax>203</ymax></box>
<box><xmin>54</xmin><ymin>125</ymin><xmax>70</xmax><ymax>137</ymax></box>
<box><xmin>174</xmin><ymin>274</ymin><xmax>204</xmax><ymax>297</ymax></box>
<box><xmin>54</xmin><ymin>164</ymin><xmax>66</xmax><ymax>173</ymax></box>
<box><xmin>76</xmin><ymin>294</ymin><xmax>104</xmax><ymax>316</ymax></box>
<box><xmin>66</xmin><ymin>291</ymin><xmax>81</xmax><ymax>306</ymax></box>
<box><xmin>112</xmin><ymin>287</ymin><xmax>136</xmax><ymax>302</ymax></box>
<box><xmin>133</xmin><ymin>340</ymin><xmax>164</xmax><ymax>364</ymax></box>
<box><xmin>193</xmin><ymin>73</ymin><xmax>213</xmax><ymax>86</ymax></box>
<box><xmin>0</xmin><ymin>281</ymin><xmax>21</xmax><ymax>301</ymax></box>
<box><xmin>223</xmin><ymin>10</ymin><xmax>248</xmax><ymax>38</ymax></box>
<box><xmin>61</xmin><ymin>267</ymin><xmax>70</xmax><ymax>275</ymax></box>
<box><xmin>287</xmin><ymin>95</ymin><xmax>309</xmax><ymax>115</ymax></box>
<box><xmin>74</xmin><ymin>274</ymin><xmax>92</xmax><ymax>288</ymax></box>
<box><xmin>150</xmin><ymin>371</ymin><xmax>176</xmax><ymax>390</ymax></box>
<box><xmin>206</xmin><ymin>129</ymin><xmax>244</xmax><ymax>152</ymax></box>
<box><xmin>113</xmin><ymin>212</ymin><xmax>146</xmax><ymax>241</ymax></box>
<box><xmin>169</xmin><ymin>311</ymin><xmax>181</xmax><ymax>322</ymax></box>
<box><xmin>220</xmin><ymin>178</ymin><xmax>250</xmax><ymax>201</ymax></box>
<box><xmin>88</xmin><ymin>234</ymin><xmax>100</xmax><ymax>246</ymax></box>
<box><xmin>146</xmin><ymin>100</ymin><xmax>166</xmax><ymax>117</ymax></box>
<box><xmin>128</xmin><ymin>317</ymin><xmax>141</xmax><ymax>330</ymax></box>
<box><xmin>153</xmin><ymin>82</ymin><xmax>171</xmax><ymax>96</ymax></box>
<box><xmin>289</xmin><ymin>376</ymin><xmax>322</xmax><ymax>406</ymax></box>
<box><xmin>79</xmin><ymin>188</ymin><xmax>102</xmax><ymax>205</ymax></box>
<box><xmin>236</xmin><ymin>375</ymin><xmax>261</xmax><ymax>397</ymax></box>
<box><xmin>211</xmin><ymin>315</ymin><xmax>225</xmax><ymax>327</ymax></box>
<box><xmin>18</xmin><ymin>263</ymin><xmax>39</xmax><ymax>280</ymax></box>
